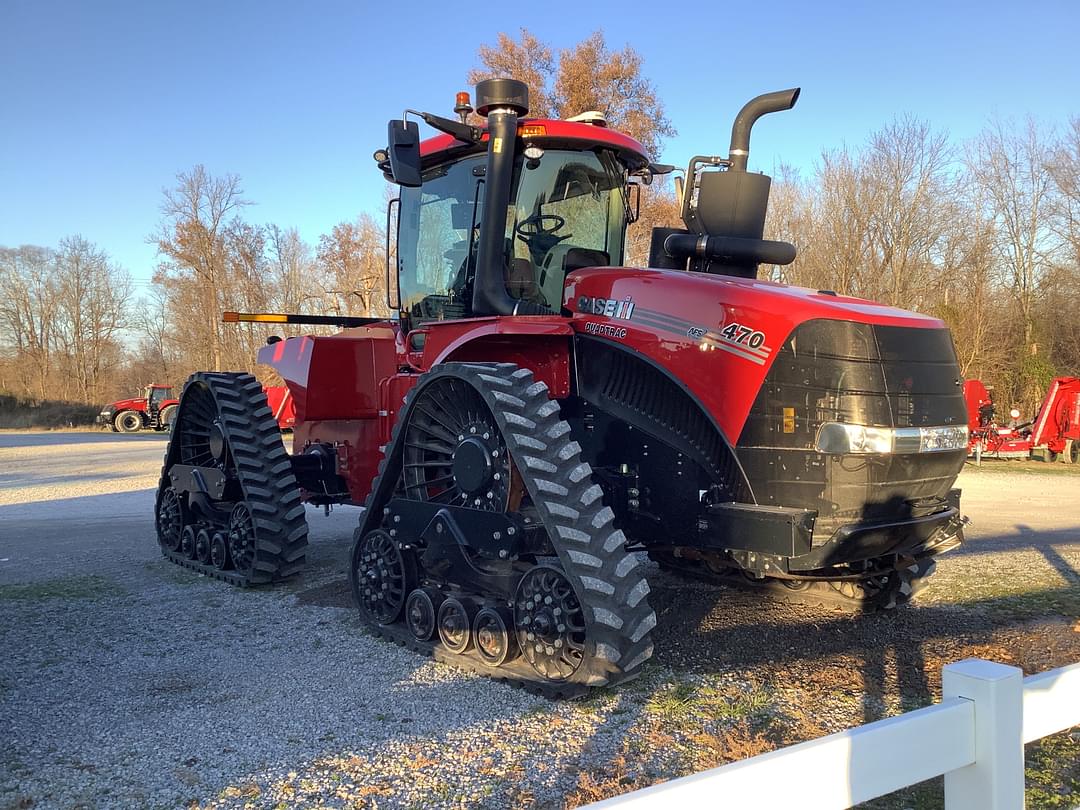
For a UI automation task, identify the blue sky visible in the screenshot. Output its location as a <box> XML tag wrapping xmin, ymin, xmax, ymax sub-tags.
<box><xmin>2</xmin><ymin>0</ymin><xmax>1078</xmax><ymax>292</ymax></box>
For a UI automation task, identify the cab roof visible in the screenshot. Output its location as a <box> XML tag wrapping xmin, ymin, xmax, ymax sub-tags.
<box><xmin>416</xmin><ymin>119</ymin><xmax>650</xmax><ymax>171</ymax></box>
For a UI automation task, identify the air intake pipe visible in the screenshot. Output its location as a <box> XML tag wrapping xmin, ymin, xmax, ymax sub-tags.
<box><xmin>727</xmin><ymin>88</ymin><xmax>800</xmax><ymax>172</ymax></box>
<box><xmin>660</xmin><ymin>87</ymin><xmax>800</xmax><ymax>279</ymax></box>
<box><xmin>470</xmin><ymin>79</ymin><xmax>554</xmax><ymax>317</ymax></box>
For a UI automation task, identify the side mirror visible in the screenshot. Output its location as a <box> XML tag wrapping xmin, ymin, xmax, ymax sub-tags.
<box><xmin>387</xmin><ymin>119</ymin><xmax>422</xmax><ymax>188</ymax></box>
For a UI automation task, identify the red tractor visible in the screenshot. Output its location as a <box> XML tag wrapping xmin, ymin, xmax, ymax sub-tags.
<box><xmin>98</xmin><ymin>384</ymin><xmax>179</xmax><ymax>432</ymax></box>
<box><xmin>156</xmin><ymin>80</ymin><xmax>969</xmax><ymax>695</ymax></box>
<box><xmin>100</xmin><ymin>384</ymin><xmax>295</xmax><ymax>433</ymax></box>
<box><xmin>965</xmin><ymin>377</ymin><xmax>1080</xmax><ymax>462</ymax></box>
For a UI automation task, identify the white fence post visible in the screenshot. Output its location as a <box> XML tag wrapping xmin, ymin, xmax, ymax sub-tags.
<box><xmin>942</xmin><ymin>659</ymin><xmax>1025</xmax><ymax>810</ymax></box>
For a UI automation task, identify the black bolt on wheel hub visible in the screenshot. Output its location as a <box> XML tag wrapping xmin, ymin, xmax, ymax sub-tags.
<box><xmin>156</xmin><ymin>488</ymin><xmax>183</xmax><ymax>551</ymax></box>
<box><xmin>405</xmin><ymin>588</ymin><xmax>442</xmax><ymax>641</ymax></box>
<box><xmin>357</xmin><ymin>530</ymin><xmax>410</xmax><ymax>625</ymax></box>
<box><xmin>515</xmin><ymin>566</ymin><xmax>586</xmax><ymax>681</ymax></box>
<box><xmin>474</xmin><ymin>606</ymin><xmax>517</xmax><ymax>667</ymax></box>
<box><xmin>437</xmin><ymin>597</ymin><xmax>473</xmax><ymax>653</ymax></box>
<box><xmin>180</xmin><ymin>525</ymin><xmax>198</xmax><ymax>559</ymax></box>
<box><xmin>228</xmin><ymin>504</ymin><xmax>257</xmax><ymax>574</ymax></box>
<box><xmin>210</xmin><ymin>531</ymin><xmax>230</xmax><ymax>570</ymax></box>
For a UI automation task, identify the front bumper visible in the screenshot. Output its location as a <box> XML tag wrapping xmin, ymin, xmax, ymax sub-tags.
<box><xmin>96</xmin><ymin>411</ymin><xmax>113</xmax><ymax>426</ymax></box>
<box><xmin>694</xmin><ymin>489</ymin><xmax>966</xmax><ymax>573</ymax></box>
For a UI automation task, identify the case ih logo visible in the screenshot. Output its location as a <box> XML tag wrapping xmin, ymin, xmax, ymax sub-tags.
<box><xmin>578</xmin><ymin>296</ymin><xmax>635</xmax><ymax>319</ymax></box>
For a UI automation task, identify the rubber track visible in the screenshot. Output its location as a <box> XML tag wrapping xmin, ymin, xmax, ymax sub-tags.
<box><xmin>354</xmin><ymin>362</ymin><xmax>658</xmax><ymax>690</ymax></box>
<box><xmin>155</xmin><ymin>372</ymin><xmax>308</xmax><ymax>585</ymax></box>
<box><xmin>370</xmin><ymin>623</ymin><xmax>591</xmax><ymax>700</ymax></box>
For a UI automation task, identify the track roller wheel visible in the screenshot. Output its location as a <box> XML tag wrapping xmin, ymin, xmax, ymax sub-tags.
<box><xmin>180</xmin><ymin>525</ymin><xmax>197</xmax><ymax>559</ymax></box>
<box><xmin>195</xmin><ymin>528</ymin><xmax>212</xmax><ymax>565</ymax></box>
<box><xmin>474</xmin><ymin>606</ymin><xmax>517</xmax><ymax>667</ymax></box>
<box><xmin>405</xmin><ymin>587</ymin><xmax>442</xmax><ymax>641</ymax></box>
<box><xmin>437</xmin><ymin>597</ymin><xmax>474</xmax><ymax>654</ymax></box>
<box><xmin>354</xmin><ymin>529</ymin><xmax>413</xmax><ymax>624</ymax></box>
<box><xmin>210</xmin><ymin>531</ymin><xmax>230</xmax><ymax>570</ymax></box>
<box><xmin>155</xmin><ymin>372</ymin><xmax>308</xmax><ymax>586</ymax></box>
<box><xmin>155</xmin><ymin>488</ymin><xmax>184</xmax><ymax>552</ymax></box>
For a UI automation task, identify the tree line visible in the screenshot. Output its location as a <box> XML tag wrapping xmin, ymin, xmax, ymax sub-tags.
<box><xmin>1</xmin><ymin>28</ymin><xmax>1077</xmax><ymax>421</ymax></box>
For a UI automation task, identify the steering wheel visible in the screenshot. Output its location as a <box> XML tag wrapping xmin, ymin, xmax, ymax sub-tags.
<box><xmin>515</xmin><ymin>213</ymin><xmax>567</xmax><ymax>239</ymax></box>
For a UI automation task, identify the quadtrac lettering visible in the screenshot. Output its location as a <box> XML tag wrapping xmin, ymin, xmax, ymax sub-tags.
<box><xmin>584</xmin><ymin>322</ymin><xmax>627</xmax><ymax>339</ymax></box>
<box><xmin>577</xmin><ymin>296</ymin><xmax>635</xmax><ymax>320</ymax></box>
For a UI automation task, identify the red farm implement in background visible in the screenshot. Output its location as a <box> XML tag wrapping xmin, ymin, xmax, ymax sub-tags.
<box><xmin>99</xmin><ymin>383</ymin><xmax>293</xmax><ymax>433</ymax></box>
<box><xmin>964</xmin><ymin>377</ymin><xmax>1080</xmax><ymax>462</ymax></box>
<box><xmin>154</xmin><ymin>79</ymin><xmax>971</xmax><ymax>697</ymax></box>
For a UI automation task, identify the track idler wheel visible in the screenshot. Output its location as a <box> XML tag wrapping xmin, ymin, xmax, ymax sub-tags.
<box><xmin>228</xmin><ymin>504</ymin><xmax>257</xmax><ymax>576</ymax></box>
<box><xmin>405</xmin><ymin>587</ymin><xmax>443</xmax><ymax>641</ymax></box>
<box><xmin>437</xmin><ymin>597</ymin><xmax>475</xmax><ymax>654</ymax></box>
<box><xmin>355</xmin><ymin>529</ymin><xmax>413</xmax><ymax>625</ymax></box>
<box><xmin>515</xmin><ymin>565</ymin><xmax>586</xmax><ymax>681</ymax></box>
<box><xmin>210</xmin><ymin>531</ymin><xmax>230</xmax><ymax>570</ymax></box>
<box><xmin>474</xmin><ymin>606</ymin><xmax>518</xmax><ymax>667</ymax></box>
<box><xmin>180</xmin><ymin>525</ymin><xmax>198</xmax><ymax>559</ymax></box>
<box><xmin>155</xmin><ymin>488</ymin><xmax>184</xmax><ymax>552</ymax></box>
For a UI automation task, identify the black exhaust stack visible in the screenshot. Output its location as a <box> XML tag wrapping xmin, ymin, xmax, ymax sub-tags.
<box><xmin>471</xmin><ymin>78</ymin><xmax>554</xmax><ymax>317</ymax></box>
<box><xmin>651</xmin><ymin>88</ymin><xmax>800</xmax><ymax>279</ymax></box>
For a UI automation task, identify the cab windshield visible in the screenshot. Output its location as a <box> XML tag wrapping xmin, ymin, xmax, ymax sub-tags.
<box><xmin>396</xmin><ymin>148</ymin><xmax>628</xmax><ymax>325</ymax></box>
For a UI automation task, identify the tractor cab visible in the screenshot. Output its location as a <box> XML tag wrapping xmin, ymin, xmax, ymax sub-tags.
<box><xmin>379</xmin><ymin>79</ymin><xmax>655</xmax><ymax>332</ymax></box>
<box><xmin>145</xmin><ymin>385</ymin><xmax>173</xmax><ymax>415</ymax></box>
<box><xmin>395</xmin><ymin>142</ymin><xmax>632</xmax><ymax>326</ymax></box>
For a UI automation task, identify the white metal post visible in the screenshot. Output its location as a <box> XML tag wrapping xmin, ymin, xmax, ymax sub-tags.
<box><xmin>942</xmin><ymin>659</ymin><xmax>1025</xmax><ymax>810</ymax></box>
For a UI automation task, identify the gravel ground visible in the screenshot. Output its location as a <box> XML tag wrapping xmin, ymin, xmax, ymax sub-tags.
<box><xmin>1</xmin><ymin>433</ymin><xmax>1078</xmax><ymax>810</ymax></box>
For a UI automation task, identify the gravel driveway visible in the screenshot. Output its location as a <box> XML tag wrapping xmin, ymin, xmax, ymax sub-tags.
<box><xmin>1</xmin><ymin>433</ymin><xmax>1078</xmax><ymax>809</ymax></box>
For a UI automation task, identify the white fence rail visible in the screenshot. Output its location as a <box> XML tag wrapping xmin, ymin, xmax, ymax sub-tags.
<box><xmin>583</xmin><ymin>659</ymin><xmax>1080</xmax><ymax>810</ymax></box>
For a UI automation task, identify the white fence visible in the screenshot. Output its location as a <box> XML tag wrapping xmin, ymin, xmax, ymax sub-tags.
<box><xmin>583</xmin><ymin>659</ymin><xmax>1080</xmax><ymax>810</ymax></box>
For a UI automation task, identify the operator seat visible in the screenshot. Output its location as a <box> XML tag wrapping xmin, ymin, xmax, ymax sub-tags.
<box><xmin>506</xmin><ymin>257</ymin><xmax>547</xmax><ymax>305</ymax></box>
<box><xmin>563</xmin><ymin>247</ymin><xmax>609</xmax><ymax>272</ymax></box>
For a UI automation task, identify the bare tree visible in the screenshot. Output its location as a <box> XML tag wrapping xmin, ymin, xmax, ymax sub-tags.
<box><xmin>0</xmin><ymin>245</ymin><xmax>58</xmax><ymax>398</ymax></box>
<box><xmin>154</xmin><ymin>165</ymin><xmax>249</xmax><ymax>371</ymax></box>
<box><xmin>316</xmin><ymin>215</ymin><xmax>391</xmax><ymax>318</ymax></box>
<box><xmin>53</xmin><ymin>236</ymin><xmax>133</xmax><ymax>402</ymax></box>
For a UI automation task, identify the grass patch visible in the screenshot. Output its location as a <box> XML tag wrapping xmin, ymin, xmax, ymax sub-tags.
<box><xmin>0</xmin><ymin>575</ymin><xmax>126</xmax><ymax>601</ymax></box>
<box><xmin>922</xmin><ymin>582</ymin><xmax>1079</xmax><ymax>621</ymax></box>
<box><xmin>644</xmin><ymin>681</ymin><xmax>698</xmax><ymax>721</ymax></box>
<box><xmin>961</xmin><ymin>459</ymin><xmax>1080</xmax><ymax>476</ymax></box>
<box><xmin>1026</xmin><ymin>730</ymin><xmax>1080</xmax><ymax>808</ymax></box>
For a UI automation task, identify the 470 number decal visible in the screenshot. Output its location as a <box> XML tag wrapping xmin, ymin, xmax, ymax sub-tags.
<box><xmin>720</xmin><ymin>322</ymin><xmax>766</xmax><ymax>349</ymax></box>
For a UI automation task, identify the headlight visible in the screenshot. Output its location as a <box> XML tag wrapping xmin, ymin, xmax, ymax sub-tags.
<box><xmin>816</xmin><ymin>423</ymin><xmax>968</xmax><ymax>455</ymax></box>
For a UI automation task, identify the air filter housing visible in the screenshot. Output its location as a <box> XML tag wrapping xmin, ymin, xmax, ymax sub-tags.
<box><xmin>475</xmin><ymin>79</ymin><xmax>529</xmax><ymax>117</ymax></box>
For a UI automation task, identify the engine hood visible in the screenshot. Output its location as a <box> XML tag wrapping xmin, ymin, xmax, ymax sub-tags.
<box><xmin>563</xmin><ymin>267</ymin><xmax>953</xmax><ymax>440</ymax></box>
<box><xmin>104</xmin><ymin>398</ymin><xmax>146</xmax><ymax>411</ymax></box>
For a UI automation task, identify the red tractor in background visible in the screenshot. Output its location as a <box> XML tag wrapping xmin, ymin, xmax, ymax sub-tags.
<box><xmin>100</xmin><ymin>384</ymin><xmax>294</xmax><ymax>433</ymax></box>
<box><xmin>965</xmin><ymin>377</ymin><xmax>1080</xmax><ymax>462</ymax></box>
<box><xmin>98</xmin><ymin>384</ymin><xmax>179</xmax><ymax>432</ymax></box>
<box><xmin>156</xmin><ymin>79</ymin><xmax>970</xmax><ymax>696</ymax></box>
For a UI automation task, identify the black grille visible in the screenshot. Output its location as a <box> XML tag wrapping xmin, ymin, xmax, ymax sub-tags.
<box><xmin>736</xmin><ymin>320</ymin><xmax>966</xmax><ymax>540</ymax></box>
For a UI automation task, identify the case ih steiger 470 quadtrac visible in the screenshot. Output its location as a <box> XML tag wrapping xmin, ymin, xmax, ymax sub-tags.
<box><xmin>156</xmin><ymin>80</ymin><xmax>970</xmax><ymax>696</ymax></box>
